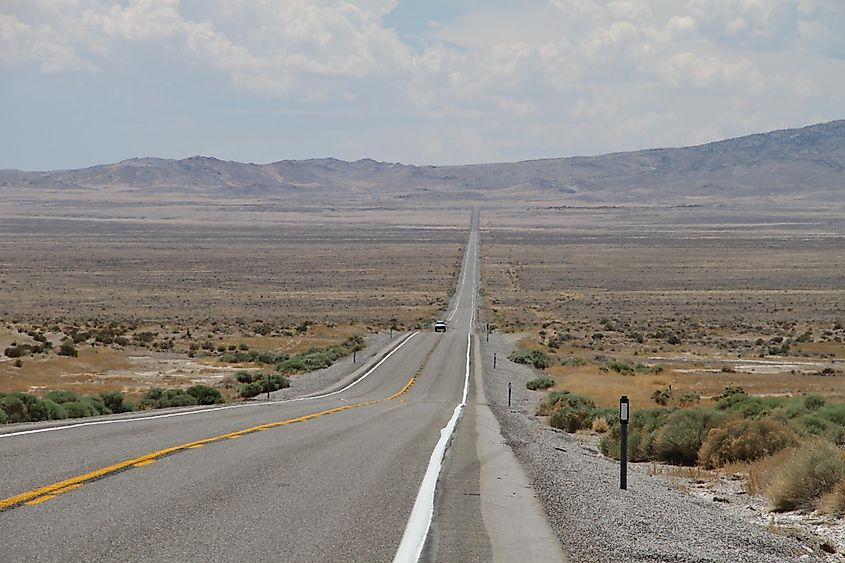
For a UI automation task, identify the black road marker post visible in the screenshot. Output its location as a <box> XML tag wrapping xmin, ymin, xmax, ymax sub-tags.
<box><xmin>486</xmin><ymin>323</ymin><xmax>489</xmax><ymax>342</ymax></box>
<box><xmin>508</xmin><ymin>382</ymin><xmax>512</xmax><ymax>407</ymax></box>
<box><xmin>620</xmin><ymin>395</ymin><xmax>629</xmax><ymax>490</ymax></box>
<box><xmin>353</xmin><ymin>350</ymin><xmax>357</xmax><ymax>364</ymax></box>
<box><xmin>493</xmin><ymin>353</ymin><xmax>497</xmax><ymax>369</ymax></box>
<box><xmin>266</xmin><ymin>372</ymin><xmax>271</xmax><ymax>401</ymax></box>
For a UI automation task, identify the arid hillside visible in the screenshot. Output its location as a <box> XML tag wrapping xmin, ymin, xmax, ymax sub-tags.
<box><xmin>2</xmin><ymin>120</ymin><xmax>843</xmax><ymax>208</ymax></box>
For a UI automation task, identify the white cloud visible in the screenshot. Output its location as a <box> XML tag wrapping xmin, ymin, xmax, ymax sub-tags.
<box><xmin>607</xmin><ymin>0</ymin><xmax>651</xmax><ymax>21</ymax></box>
<box><xmin>656</xmin><ymin>52</ymin><xmax>763</xmax><ymax>92</ymax></box>
<box><xmin>3</xmin><ymin>0</ymin><xmax>411</xmax><ymax>83</ymax></box>
<box><xmin>81</xmin><ymin>0</ymin><xmax>186</xmax><ymax>40</ymax></box>
<box><xmin>0</xmin><ymin>14</ymin><xmax>30</xmax><ymax>65</ymax></box>
<box><xmin>666</xmin><ymin>15</ymin><xmax>697</xmax><ymax>36</ymax></box>
<box><xmin>496</xmin><ymin>98</ymin><xmax>535</xmax><ymax>117</ymax></box>
<box><xmin>1</xmin><ymin>0</ymin><xmax>843</xmax><ymax>165</ymax></box>
<box><xmin>0</xmin><ymin>11</ymin><xmax>98</xmax><ymax>72</ymax></box>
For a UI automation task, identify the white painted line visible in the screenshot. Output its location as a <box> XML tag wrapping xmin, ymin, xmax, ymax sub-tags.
<box><xmin>286</xmin><ymin>331</ymin><xmax>419</xmax><ymax>402</ymax></box>
<box><xmin>393</xmin><ymin>332</ymin><xmax>471</xmax><ymax>563</ymax></box>
<box><xmin>446</xmin><ymin>233</ymin><xmax>473</xmax><ymax>322</ymax></box>
<box><xmin>393</xmin><ymin>234</ymin><xmax>477</xmax><ymax>563</ymax></box>
<box><xmin>0</xmin><ymin>332</ymin><xmax>418</xmax><ymax>439</ymax></box>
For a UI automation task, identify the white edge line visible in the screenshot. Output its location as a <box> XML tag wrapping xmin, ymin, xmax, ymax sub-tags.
<box><xmin>286</xmin><ymin>331</ymin><xmax>418</xmax><ymax>402</ymax></box>
<box><xmin>393</xmin><ymin>334</ymin><xmax>471</xmax><ymax>563</ymax></box>
<box><xmin>393</xmin><ymin>234</ymin><xmax>476</xmax><ymax>563</ymax></box>
<box><xmin>0</xmin><ymin>332</ymin><xmax>419</xmax><ymax>439</ymax></box>
<box><xmin>446</xmin><ymin>241</ymin><xmax>470</xmax><ymax>322</ymax></box>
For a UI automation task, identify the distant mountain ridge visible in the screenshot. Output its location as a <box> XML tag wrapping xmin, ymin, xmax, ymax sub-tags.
<box><xmin>2</xmin><ymin>120</ymin><xmax>843</xmax><ymax>205</ymax></box>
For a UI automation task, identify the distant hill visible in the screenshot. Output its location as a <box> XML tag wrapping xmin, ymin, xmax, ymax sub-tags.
<box><xmin>2</xmin><ymin>120</ymin><xmax>843</xmax><ymax>206</ymax></box>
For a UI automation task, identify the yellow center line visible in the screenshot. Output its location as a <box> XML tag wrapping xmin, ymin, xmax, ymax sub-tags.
<box><xmin>52</xmin><ymin>484</ymin><xmax>83</xmax><ymax>494</ymax></box>
<box><xmin>0</xmin><ymin>375</ymin><xmax>417</xmax><ymax>511</ymax></box>
<box><xmin>132</xmin><ymin>460</ymin><xmax>157</xmax><ymax>468</ymax></box>
<box><xmin>24</xmin><ymin>495</ymin><xmax>55</xmax><ymax>506</ymax></box>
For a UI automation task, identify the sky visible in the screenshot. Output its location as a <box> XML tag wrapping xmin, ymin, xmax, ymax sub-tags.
<box><xmin>1</xmin><ymin>0</ymin><xmax>844</xmax><ymax>170</ymax></box>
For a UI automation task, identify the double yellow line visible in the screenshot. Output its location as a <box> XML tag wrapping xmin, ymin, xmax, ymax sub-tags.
<box><xmin>0</xmin><ymin>376</ymin><xmax>417</xmax><ymax>512</ymax></box>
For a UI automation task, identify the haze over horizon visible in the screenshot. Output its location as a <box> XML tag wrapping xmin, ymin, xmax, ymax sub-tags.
<box><xmin>3</xmin><ymin>1</ymin><xmax>845</xmax><ymax>171</ymax></box>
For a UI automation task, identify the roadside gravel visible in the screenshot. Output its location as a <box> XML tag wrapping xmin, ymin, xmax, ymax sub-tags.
<box><xmin>481</xmin><ymin>333</ymin><xmax>824</xmax><ymax>563</ymax></box>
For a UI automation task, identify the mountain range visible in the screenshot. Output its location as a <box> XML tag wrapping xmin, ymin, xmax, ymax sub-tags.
<box><xmin>2</xmin><ymin>120</ymin><xmax>843</xmax><ymax>206</ymax></box>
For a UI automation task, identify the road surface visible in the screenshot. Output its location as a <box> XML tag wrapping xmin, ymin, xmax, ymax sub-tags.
<box><xmin>0</xmin><ymin>210</ymin><xmax>563</xmax><ymax>562</ymax></box>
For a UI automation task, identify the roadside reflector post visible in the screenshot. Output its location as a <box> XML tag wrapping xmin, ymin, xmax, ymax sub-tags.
<box><xmin>508</xmin><ymin>382</ymin><xmax>512</xmax><ymax>407</ymax></box>
<box><xmin>353</xmin><ymin>350</ymin><xmax>357</xmax><ymax>364</ymax></box>
<box><xmin>494</xmin><ymin>353</ymin><xmax>497</xmax><ymax>369</ymax></box>
<box><xmin>620</xmin><ymin>395</ymin><xmax>629</xmax><ymax>490</ymax></box>
<box><xmin>266</xmin><ymin>372</ymin><xmax>271</xmax><ymax>401</ymax></box>
<box><xmin>486</xmin><ymin>323</ymin><xmax>489</xmax><ymax>342</ymax></box>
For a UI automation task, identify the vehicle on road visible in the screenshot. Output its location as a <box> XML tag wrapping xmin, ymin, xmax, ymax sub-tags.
<box><xmin>434</xmin><ymin>321</ymin><xmax>447</xmax><ymax>332</ymax></box>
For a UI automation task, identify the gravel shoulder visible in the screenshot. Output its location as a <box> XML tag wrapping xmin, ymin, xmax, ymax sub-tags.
<box><xmin>481</xmin><ymin>333</ymin><xmax>827</xmax><ymax>563</ymax></box>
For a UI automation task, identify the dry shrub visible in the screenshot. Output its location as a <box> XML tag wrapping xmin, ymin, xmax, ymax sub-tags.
<box><xmin>818</xmin><ymin>481</ymin><xmax>845</xmax><ymax>516</ymax></box>
<box><xmin>599</xmin><ymin>407</ymin><xmax>673</xmax><ymax>461</ymax></box>
<box><xmin>698</xmin><ymin>419</ymin><xmax>799</xmax><ymax>468</ymax></box>
<box><xmin>767</xmin><ymin>440</ymin><xmax>845</xmax><ymax>512</ymax></box>
<box><xmin>652</xmin><ymin>408</ymin><xmax>726</xmax><ymax>465</ymax></box>
<box><xmin>537</xmin><ymin>390</ymin><xmax>594</xmax><ymax>416</ymax></box>
<box><xmin>745</xmin><ymin>448</ymin><xmax>797</xmax><ymax>496</ymax></box>
<box><xmin>592</xmin><ymin>416</ymin><xmax>610</xmax><ymax>433</ymax></box>
<box><xmin>550</xmin><ymin>405</ymin><xmax>594</xmax><ymax>433</ymax></box>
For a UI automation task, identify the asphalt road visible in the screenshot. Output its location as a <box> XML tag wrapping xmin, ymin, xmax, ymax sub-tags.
<box><xmin>0</xmin><ymin>210</ymin><xmax>564</xmax><ymax>562</ymax></box>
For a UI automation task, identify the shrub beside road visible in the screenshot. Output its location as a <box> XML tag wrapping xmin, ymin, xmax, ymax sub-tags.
<box><xmin>534</xmin><ymin>381</ymin><xmax>845</xmax><ymax>514</ymax></box>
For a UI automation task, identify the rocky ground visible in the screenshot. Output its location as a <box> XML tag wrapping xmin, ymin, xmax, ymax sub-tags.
<box><xmin>480</xmin><ymin>333</ymin><xmax>842</xmax><ymax>563</ymax></box>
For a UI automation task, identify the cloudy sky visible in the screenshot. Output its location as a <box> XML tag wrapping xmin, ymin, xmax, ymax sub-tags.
<box><xmin>2</xmin><ymin>0</ymin><xmax>844</xmax><ymax>170</ymax></box>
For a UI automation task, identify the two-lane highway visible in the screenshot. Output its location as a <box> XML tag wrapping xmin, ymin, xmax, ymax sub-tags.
<box><xmin>0</xmin><ymin>209</ymin><xmax>563</xmax><ymax>561</ymax></box>
<box><xmin>0</xmin><ymin>211</ymin><xmax>477</xmax><ymax>561</ymax></box>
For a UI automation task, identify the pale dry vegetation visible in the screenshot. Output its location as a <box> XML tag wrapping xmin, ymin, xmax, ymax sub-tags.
<box><xmin>483</xmin><ymin>206</ymin><xmax>845</xmax><ymax>404</ymax></box>
<box><xmin>0</xmin><ymin>212</ymin><xmax>465</xmax><ymax>403</ymax></box>
<box><xmin>0</xmin><ymin>320</ymin><xmax>369</xmax><ymax>398</ymax></box>
<box><xmin>0</xmin><ymin>217</ymin><xmax>463</xmax><ymax>326</ymax></box>
<box><xmin>483</xmin><ymin>205</ymin><xmax>845</xmax><ymax>514</ymax></box>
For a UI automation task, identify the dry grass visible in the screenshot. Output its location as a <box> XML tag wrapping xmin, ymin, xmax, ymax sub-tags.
<box><xmin>0</xmin><ymin>323</ymin><xmax>375</xmax><ymax>398</ymax></box>
<box><xmin>484</xmin><ymin>206</ymin><xmax>845</xmax><ymax>514</ymax></box>
<box><xmin>723</xmin><ymin>448</ymin><xmax>796</xmax><ymax>496</ymax></box>
<box><xmin>459</xmin><ymin>208</ymin><xmax>845</xmax><ymax>513</ymax></box>
<box><xmin>647</xmin><ymin>463</ymin><xmax>716</xmax><ymax>493</ymax></box>
<box><xmin>698</xmin><ymin>419</ymin><xmax>799</xmax><ymax>468</ymax></box>
<box><xmin>729</xmin><ymin>442</ymin><xmax>845</xmax><ymax>510</ymax></box>
<box><xmin>481</xmin><ymin>207</ymin><xmax>844</xmax><ymax>357</ymax></box>
<box><xmin>544</xmin><ymin>362</ymin><xmax>671</xmax><ymax>408</ymax></box>
<box><xmin>0</xmin><ymin>211</ymin><xmax>465</xmax><ymax>398</ymax></box>
<box><xmin>483</xmin><ymin>206</ymin><xmax>844</xmax><ymax>413</ymax></box>
<box><xmin>541</xmin><ymin>357</ymin><xmax>845</xmax><ymax>409</ymax></box>
<box><xmin>591</xmin><ymin>416</ymin><xmax>609</xmax><ymax>433</ymax></box>
<box><xmin>0</xmin><ymin>216</ymin><xmax>463</xmax><ymax>326</ymax></box>
<box><xmin>766</xmin><ymin>440</ymin><xmax>845</xmax><ymax>512</ymax></box>
<box><xmin>647</xmin><ymin>463</ymin><xmax>713</xmax><ymax>481</ymax></box>
<box><xmin>818</xmin><ymin>481</ymin><xmax>845</xmax><ymax>516</ymax></box>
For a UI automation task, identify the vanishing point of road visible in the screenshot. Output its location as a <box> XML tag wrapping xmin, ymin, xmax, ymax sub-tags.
<box><xmin>0</xmin><ymin>210</ymin><xmax>564</xmax><ymax>562</ymax></box>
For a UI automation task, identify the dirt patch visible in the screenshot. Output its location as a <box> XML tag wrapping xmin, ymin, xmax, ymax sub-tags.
<box><xmin>0</xmin><ymin>323</ymin><xmax>379</xmax><ymax>399</ymax></box>
<box><xmin>481</xmin><ymin>206</ymin><xmax>845</xmax><ymax>407</ymax></box>
<box><xmin>0</xmin><ymin>215</ymin><xmax>464</xmax><ymax>327</ymax></box>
